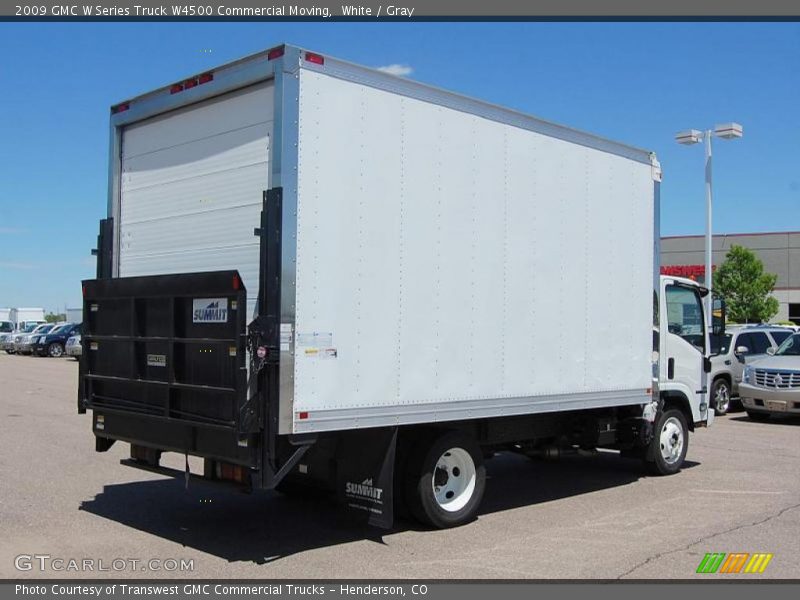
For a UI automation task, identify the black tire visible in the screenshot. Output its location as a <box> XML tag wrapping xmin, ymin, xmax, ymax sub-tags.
<box><xmin>4</xmin><ymin>350</ymin><xmax>14</xmax><ymax>355</ymax></box>
<box><xmin>47</xmin><ymin>342</ymin><xmax>64</xmax><ymax>358</ymax></box>
<box><xmin>404</xmin><ymin>430</ymin><xmax>485</xmax><ymax>529</ymax></box>
<box><xmin>711</xmin><ymin>378</ymin><xmax>731</xmax><ymax>415</ymax></box>
<box><xmin>746</xmin><ymin>411</ymin><xmax>771</xmax><ymax>422</ymax></box>
<box><xmin>645</xmin><ymin>408</ymin><xmax>689</xmax><ymax>476</ymax></box>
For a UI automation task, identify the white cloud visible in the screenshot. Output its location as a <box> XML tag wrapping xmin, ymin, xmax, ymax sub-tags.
<box><xmin>376</xmin><ymin>64</ymin><xmax>414</xmax><ymax>77</ymax></box>
<box><xmin>0</xmin><ymin>261</ymin><xmax>36</xmax><ymax>270</ymax></box>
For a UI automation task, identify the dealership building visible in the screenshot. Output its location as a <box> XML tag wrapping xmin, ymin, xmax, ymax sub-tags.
<box><xmin>660</xmin><ymin>231</ymin><xmax>800</xmax><ymax>324</ymax></box>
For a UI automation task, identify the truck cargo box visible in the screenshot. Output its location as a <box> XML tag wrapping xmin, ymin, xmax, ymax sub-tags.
<box><xmin>91</xmin><ymin>44</ymin><xmax>660</xmax><ymax>439</ymax></box>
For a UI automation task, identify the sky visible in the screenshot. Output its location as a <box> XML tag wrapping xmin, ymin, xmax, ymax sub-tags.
<box><xmin>0</xmin><ymin>22</ymin><xmax>798</xmax><ymax>312</ymax></box>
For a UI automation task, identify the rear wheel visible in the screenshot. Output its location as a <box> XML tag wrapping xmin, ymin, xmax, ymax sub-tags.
<box><xmin>47</xmin><ymin>342</ymin><xmax>64</xmax><ymax>358</ymax></box>
<box><xmin>404</xmin><ymin>430</ymin><xmax>485</xmax><ymax>528</ymax></box>
<box><xmin>711</xmin><ymin>379</ymin><xmax>731</xmax><ymax>415</ymax></box>
<box><xmin>747</xmin><ymin>411</ymin><xmax>771</xmax><ymax>422</ymax></box>
<box><xmin>5</xmin><ymin>349</ymin><xmax>14</xmax><ymax>355</ymax></box>
<box><xmin>645</xmin><ymin>408</ymin><xmax>689</xmax><ymax>475</ymax></box>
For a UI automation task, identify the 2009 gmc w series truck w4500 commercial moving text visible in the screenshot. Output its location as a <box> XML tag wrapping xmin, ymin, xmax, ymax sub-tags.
<box><xmin>79</xmin><ymin>44</ymin><xmax>717</xmax><ymax>528</ymax></box>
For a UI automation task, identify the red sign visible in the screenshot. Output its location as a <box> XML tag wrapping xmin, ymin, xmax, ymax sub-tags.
<box><xmin>660</xmin><ymin>264</ymin><xmax>716</xmax><ymax>280</ymax></box>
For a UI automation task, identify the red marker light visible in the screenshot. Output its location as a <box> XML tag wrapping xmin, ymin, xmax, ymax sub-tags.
<box><xmin>304</xmin><ymin>52</ymin><xmax>324</xmax><ymax>65</ymax></box>
<box><xmin>198</xmin><ymin>72</ymin><xmax>214</xmax><ymax>84</ymax></box>
<box><xmin>111</xmin><ymin>102</ymin><xmax>130</xmax><ymax>114</ymax></box>
<box><xmin>267</xmin><ymin>46</ymin><xmax>285</xmax><ymax>60</ymax></box>
<box><xmin>184</xmin><ymin>78</ymin><xmax>198</xmax><ymax>89</ymax></box>
<box><xmin>170</xmin><ymin>84</ymin><xmax>183</xmax><ymax>94</ymax></box>
<box><xmin>298</xmin><ymin>412</ymin><xmax>309</xmax><ymax>420</ymax></box>
<box><xmin>232</xmin><ymin>273</ymin><xmax>241</xmax><ymax>290</ymax></box>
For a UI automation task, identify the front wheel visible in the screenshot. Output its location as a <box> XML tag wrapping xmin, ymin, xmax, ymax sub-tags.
<box><xmin>404</xmin><ymin>430</ymin><xmax>485</xmax><ymax>529</ymax></box>
<box><xmin>711</xmin><ymin>379</ymin><xmax>731</xmax><ymax>415</ymax></box>
<box><xmin>4</xmin><ymin>349</ymin><xmax>14</xmax><ymax>355</ymax></box>
<box><xmin>47</xmin><ymin>342</ymin><xmax>64</xmax><ymax>358</ymax></box>
<box><xmin>645</xmin><ymin>408</ymin><xmax>689</xmax><ymax>476</ymax></box>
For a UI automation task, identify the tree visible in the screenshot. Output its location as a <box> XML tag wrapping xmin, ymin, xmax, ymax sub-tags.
<box><xmin>714</xmin><ymin>245</ymin><xmax>779</xmax><ymax>323</ymax></box>
<box><xmin>45</xmin><ymin>313</ymin><xmax>65</xmax><ymax>324</ymax></box>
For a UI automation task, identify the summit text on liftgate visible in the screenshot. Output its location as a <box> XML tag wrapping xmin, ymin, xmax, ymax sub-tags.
<box><xmin>74</xmin><ymin>5</ymin><xmax>332</xmax><ymax>16</ymax></box>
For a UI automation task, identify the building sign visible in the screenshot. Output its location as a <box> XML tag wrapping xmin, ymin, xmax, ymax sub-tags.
<box><xmin>660</xmin><ymin>264</ymin><xmax>716</xmax><ymax>281</ymax></box>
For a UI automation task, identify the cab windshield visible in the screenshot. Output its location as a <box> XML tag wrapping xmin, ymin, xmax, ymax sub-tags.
<box><xmin>775</xmin><ymin>333</ymin><xmax>800</xmax><ymax>356</ymax></box>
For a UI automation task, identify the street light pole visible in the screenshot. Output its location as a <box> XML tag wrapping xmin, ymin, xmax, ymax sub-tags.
<box><xmin>675</xmin><ymin>122</ymin><xmax>742</xmax><ymax>334</ymax></box>
<box><xmin>704</xmin><ymin>129</ymin><xmax>713</xmax><ymax>330</ymax></box>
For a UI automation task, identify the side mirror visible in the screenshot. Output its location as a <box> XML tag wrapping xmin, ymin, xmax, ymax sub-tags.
<box><xmin>767</xmin><ymin>347</ymin><xmax>776</xmax><ymax>355</ymax></box>
<box><xmin>735</xmin><ymin>345</ymin><xmax>749</xmax><ymax>355</ymax></box>
<box><xmin>712</xmin><ymin>297</ymin><xmax>726</xmax><ymax>337</ymax></box>
<box><xmin>709</xmin><ymin>296</ymin><xmax>726</xmax><ymax>357</ymax></box>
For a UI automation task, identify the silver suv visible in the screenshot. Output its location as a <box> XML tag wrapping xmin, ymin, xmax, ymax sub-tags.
<box><xmin>740</xmin><ymin>332</ymin><xmax>800</xmax><ymax>420</ymax></box>
<box><xmin>708</xmin><ymin>325</ymin><xmax>794</xmax><ymax>414</ymax></box>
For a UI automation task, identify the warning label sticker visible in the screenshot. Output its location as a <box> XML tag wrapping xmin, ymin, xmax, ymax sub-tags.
<box><xmin>302</xmin><ymin>347</ymin><xmax>337</xmax><ymax>360</ymax></box>
<box><xmin>297</xmin><ymin>331</ymin><xmax>333</xmax><ymax>348</ymax></box>
<box><xmin>280</xmin><ymin>323</ymin><xmax>293</xmax><ymax>352</ymax></box>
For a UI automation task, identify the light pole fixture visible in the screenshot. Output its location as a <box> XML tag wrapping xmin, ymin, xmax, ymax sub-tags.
<box><xmin>674</xmin><ymin>123</ymin><xmax>743</xmax><ymax>332</ymax></box>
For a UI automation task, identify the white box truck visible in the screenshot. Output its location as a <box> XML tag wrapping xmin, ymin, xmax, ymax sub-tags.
<box><xmin>10</xmin><ymin>307</ymin><xmax>46</xmax><ymax>330</ymax></box>
<box><xmin>79</xmin><ymin>44</ymin><xmax>717</xmax><ymax>528</ymax></box>
<box><xmin>0</xmin><ymin>308</ymin><xmax>12</xmax><ymax>334</ymax></box>
<box><xmin>65</xmin><ymin>307</ymin><xmax>83</xmax><ymax>324</ymax></box>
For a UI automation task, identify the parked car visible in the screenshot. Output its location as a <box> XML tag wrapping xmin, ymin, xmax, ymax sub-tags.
<box><xmin>34</xmin><ymin>323</ymin><xmax>81</xmax><ymax>358</ymax></box>
<box><xmin>740</xmin><ymin>333</ymin><xmax>800</xmax><ymax>420</ymax></box>
<box><xmin>3</xmin><ymin>322</ymin><xmax>40</xmax><ymax>353</ymax></box>
<box><xmin>13</xmin><ymin>323</ymin><xmax>56</xmax><ymax>355</ymax></box>
<box><xmin>0</xmin><ymin>320</ymin><xmax>13</xmax><ymax>334</ymax></box>
<box><xmin>65</xmin><ymin>334</ymin><xmax>82</xmax><ymax>358</ymax></box>
<box><xmin>0</xmin><ymin>330</ymin><xmax>16</xmax><ymax>353</ymax></box>
<box><xmin>708</xmin><ymin>325</ymin><xmax>794</xmax><ymax>415</ymax></box>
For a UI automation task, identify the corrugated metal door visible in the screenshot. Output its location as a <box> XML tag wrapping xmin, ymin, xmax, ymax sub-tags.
<box><xmin>118</xmin><ymin>82</ymin><xmax>273</xmax><ymax>319</ymax></box>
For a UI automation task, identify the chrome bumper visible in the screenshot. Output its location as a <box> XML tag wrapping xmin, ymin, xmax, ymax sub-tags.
<box><xmin>739</xmin><ymin>383</ymin><xmax>800</xmax><ymax>415</ymax></box>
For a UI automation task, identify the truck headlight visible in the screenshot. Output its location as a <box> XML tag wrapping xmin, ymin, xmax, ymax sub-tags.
<box><xmin>743</xmin><ymin>366</ymin><xmax>754</xmax><ymax>384</ymax></box>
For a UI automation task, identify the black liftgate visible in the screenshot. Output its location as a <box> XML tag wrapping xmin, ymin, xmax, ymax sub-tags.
<box><xmin>78</xmin><ymin>189</ymin><xmax>312</xmax><ymax>489</ymax></box>
<box><xmin>79</xmin><ymin>270</ymin><xmax>255</xmax><ymax>464</ymax></box>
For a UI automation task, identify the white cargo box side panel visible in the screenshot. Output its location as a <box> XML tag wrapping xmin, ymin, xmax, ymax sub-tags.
<box><xmin>118</xmin><ymin>82</ymin><xmax>273</xmax><ymax>318</ymax></box>
<box><xmin>293</xmin><ymin>70</ymin><xmax>654</xmax><ymax>432</ymax></box>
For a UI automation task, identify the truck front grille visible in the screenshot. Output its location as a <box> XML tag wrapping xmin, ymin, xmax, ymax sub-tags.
<box><xmin>753</xmin><ymin>369</ymin><xmax>800</xmax><ymax>389</ymax></box>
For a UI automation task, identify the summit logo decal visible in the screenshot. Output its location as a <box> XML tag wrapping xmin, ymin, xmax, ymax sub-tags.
<box><xmin>345</xmin><ymin>478</ymin><xmax>384</xmax><ymax>503</ymax></box>
<box><xmin>192</xmin><ymin>298</ymin><xmax>228</xmax><ymax>323</ymax></box>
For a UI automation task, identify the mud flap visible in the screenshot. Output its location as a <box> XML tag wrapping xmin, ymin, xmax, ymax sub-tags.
<box><xmin>336</xmin><ymin>428</ymin><xmax>397</xmax><ymax>529</ymax></box>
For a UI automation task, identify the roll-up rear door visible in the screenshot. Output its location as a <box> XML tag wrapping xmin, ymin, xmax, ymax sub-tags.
<box><xmin>118</xmin><ymin>81</ymin><xmax>273</xmax><ymax>319</ymax></box>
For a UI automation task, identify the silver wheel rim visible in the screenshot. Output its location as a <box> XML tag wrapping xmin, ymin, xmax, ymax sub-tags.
<box><xmin>714</xmin><ymin>383</ymin><xmax>730</xmax><ymax>412</ymax></box>
<box><xmin>659</xmin><ymin>417</ymin><xmax>685</xmax><ymax>465</ymax></box>
<box><xmin>432</xmin><ymin>447</ymin><xmax>476</xmax><ymax>512</ymax></box>
<box><xmin>50</xmin><ymin>344</ymin><xmax>63</xmax><ymax>357</ymax></box>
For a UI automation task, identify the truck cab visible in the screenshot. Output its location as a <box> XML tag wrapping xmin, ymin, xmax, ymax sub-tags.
<box><xmin>659</xmin><ymin>275</ymin><xmax>714</xmax><ymax>430</ymax></box>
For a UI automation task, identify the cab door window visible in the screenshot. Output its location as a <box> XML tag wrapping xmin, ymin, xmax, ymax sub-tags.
<box><xmin>665</xmin><ymin>285</ymin><xmax>705</xmax><ymax>353</ymax></box>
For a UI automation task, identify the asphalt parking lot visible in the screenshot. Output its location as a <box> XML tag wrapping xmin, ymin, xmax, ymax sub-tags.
<box><xmin>1</xmin><ymin>353</ymin><xmax>798</xmax><ymax>579</ymax></box>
